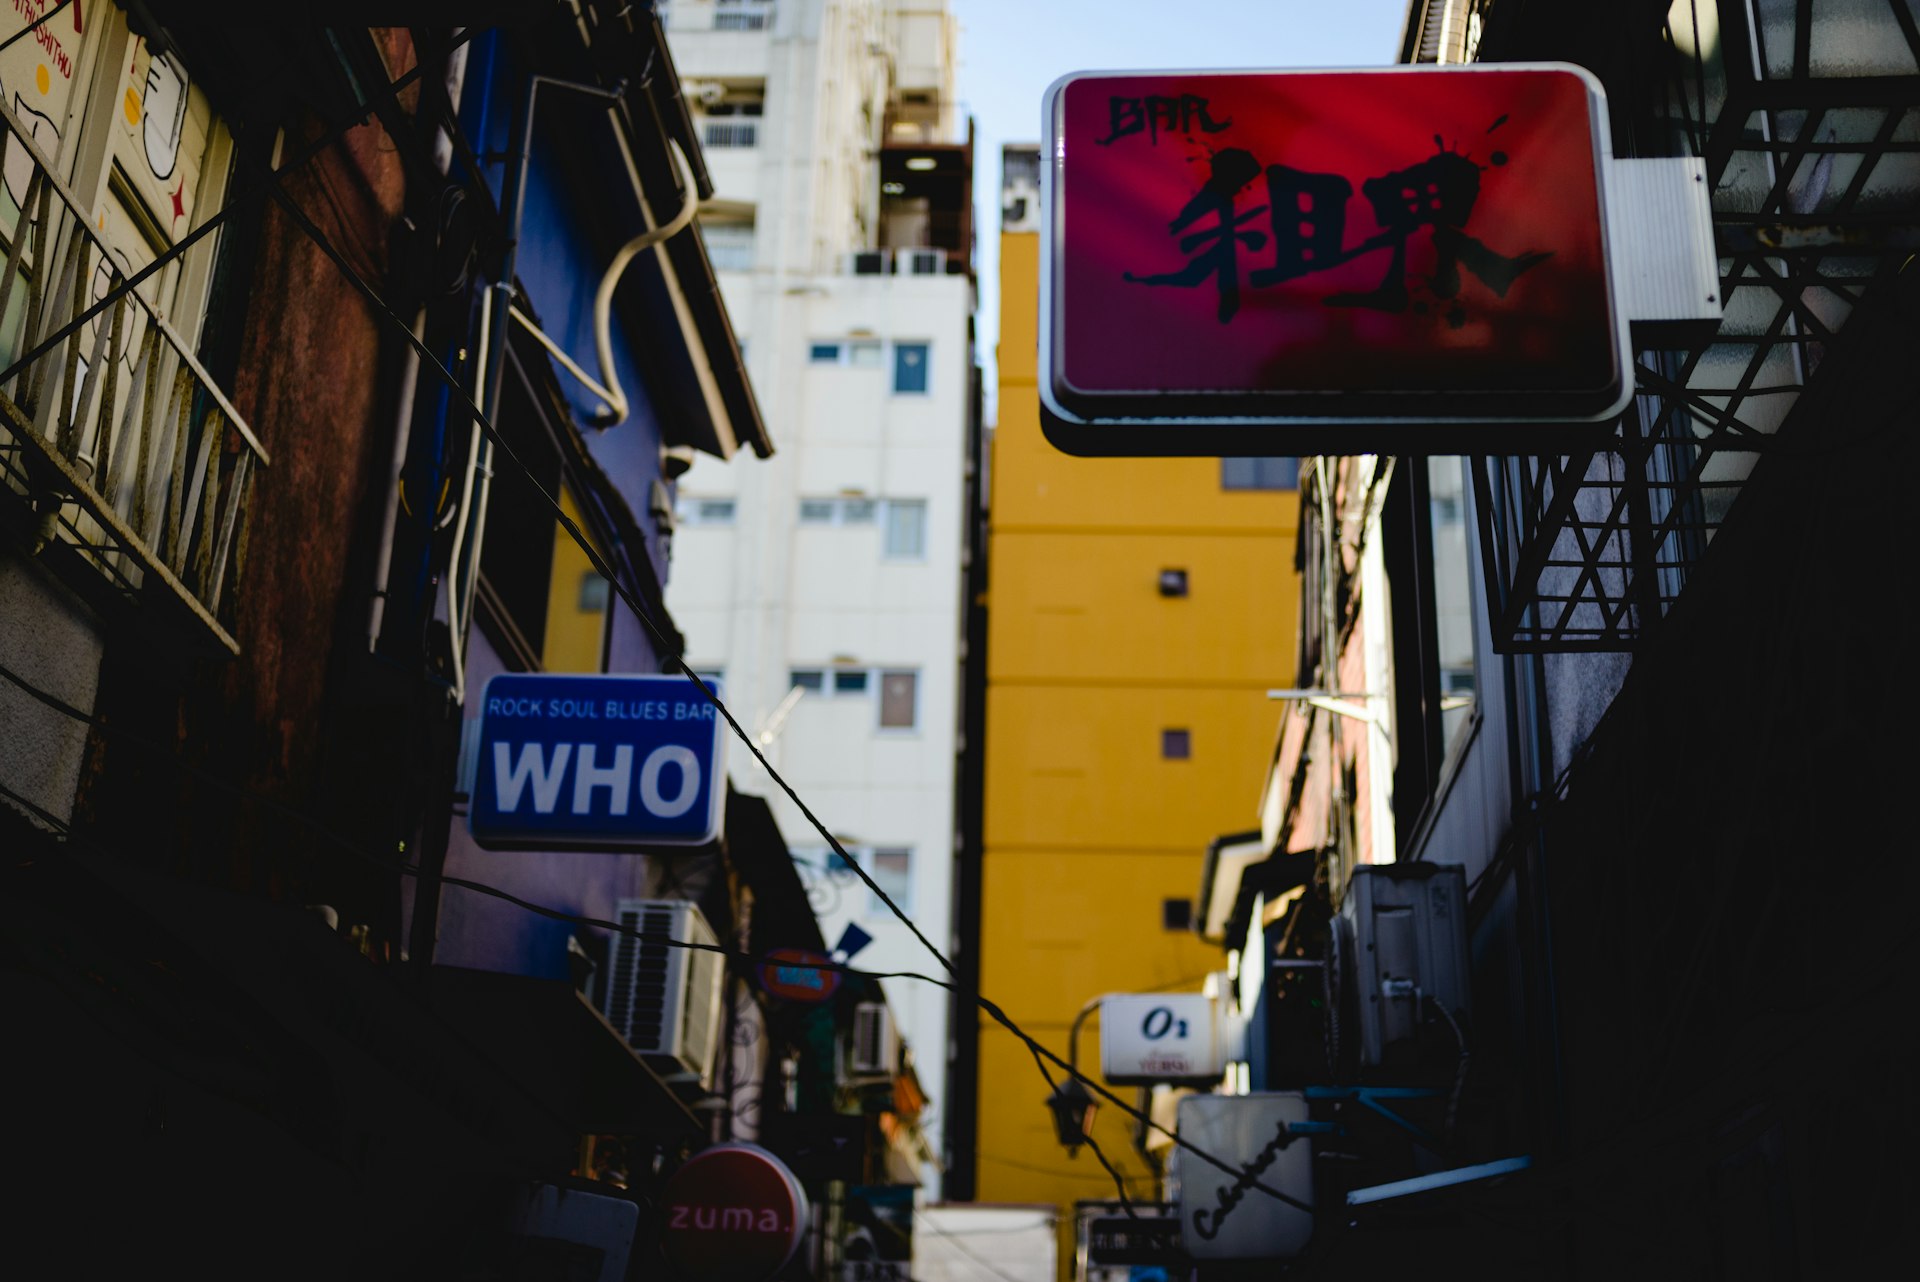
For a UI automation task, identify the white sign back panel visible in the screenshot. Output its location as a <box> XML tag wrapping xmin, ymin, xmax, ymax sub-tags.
<box><xmin>1176</xmin><ymin>1093</ymin><xmax>1314</xmax><ymax>1260</ymax></box>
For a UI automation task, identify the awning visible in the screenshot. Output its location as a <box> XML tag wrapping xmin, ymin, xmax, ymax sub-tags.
<box><xmin>1197</xmin><ymin>832</ymin><xmax>1316</xmax><ymax>947</ymax></box>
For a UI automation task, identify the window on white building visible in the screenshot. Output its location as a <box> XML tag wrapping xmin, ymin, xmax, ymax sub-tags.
<box><xmin>878</xmin><ymin>670</ymin><xmax>918</xmax><ymax>729</ymax></box>
<box><xmin>677</xmin><ymin>496</ymin><xmax>737</xmax><ymax>525</ymax></box>
<box><xmin>892</xmin><ymin>341</ymin><xmax>930</xmax><ymax>394</ymax></box>
<box><xmin>798</xmin><ymin>496</ymin><xmax>921</xmax><ymax>543</ymax></box>
<box><xmin>791</xmin><ymin>844</ymin><xmax>915</xmax><ymax>918</ymax></box>
<box><xmin>786</xmin><ymin>665</ymin><xmax>920</xmax><ymax>731</ymax></box>
<box><xmin>868</xmin><ymin>848</ymin><xmax>912</xmax><ymax>915</ymax></box>
<box><xmin>701</xmin><ymin>220</ymin><xmax>755</xmax><ymax>272</ymax></box>
<box><xmin>809</xmin><ymin>337</ymin><xmax>903</xmax><ymax>372</ymax></box>
<box><xmin>883</xmin><ymin>500</ymin><xmax>927</xmax><ymax>559</ymax></box>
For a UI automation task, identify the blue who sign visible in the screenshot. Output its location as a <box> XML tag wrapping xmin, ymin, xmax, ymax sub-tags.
<box><xmin>469</xmin><ymin>673</ymin><xmax>728</xmax><ymax>849</ymax></box>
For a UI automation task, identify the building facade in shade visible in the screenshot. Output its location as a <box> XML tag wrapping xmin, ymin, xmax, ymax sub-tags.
<box><xmin>1</xmin><ymin>7</ymin><xmax>935</xmax><ymax>1273</ymax></box>
<box><xmin>1165</xmin><ymin>2</ymin><xmax>1920</xmax><ymax>1277</ymax></box>
<box><xmin>660</xmin><ymin>0</ymin><xmax>977</xmax><ymax>1192</ymax></box>
<box><xmin>966</xmin><ymin>143</ymin><xmax>1304</xmax><ymax>1271</ymax></box>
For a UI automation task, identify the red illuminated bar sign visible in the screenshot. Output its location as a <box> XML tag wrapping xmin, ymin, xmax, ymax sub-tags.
<box><xmin>1040</xmin><ymin>65</ymin><xmax>1633</xmax><ymax>455</ymax></box>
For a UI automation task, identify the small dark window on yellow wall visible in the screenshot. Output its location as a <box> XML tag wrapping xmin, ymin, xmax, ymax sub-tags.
<box><xmin>1162</xmin><ymin>728</ymin><xmax>1191</xmax><ymax>759</ymax></box>
<box><xmin>1162</xmin><ymin>898</ymin><xmax>1193</xmax><ymax>931</ymax></box>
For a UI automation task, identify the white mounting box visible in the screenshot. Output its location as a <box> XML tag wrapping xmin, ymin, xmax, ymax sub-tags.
<box><xmin>1334</xmin><ymin>863</ymin><xmax>1471</xmax><ymax>1071</ymax></box>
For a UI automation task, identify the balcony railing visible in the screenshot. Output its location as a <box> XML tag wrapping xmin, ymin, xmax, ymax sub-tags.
<box><xmin>0</xmin><ymin>99</ymin><xmax>265</xmax><ymax>656</ymax></box>
<box><xmin>703</xmin><ymin>120</ymin><xmax>759</xmax><ymax>149</ymax></box>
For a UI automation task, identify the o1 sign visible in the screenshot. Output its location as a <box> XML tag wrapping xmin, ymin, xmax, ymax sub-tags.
<box><xmin>1100</xmin><ymin>992</ymin><xmax>1228</xmax><ymax>1086</ymax></box>
<box><xmin>1040</xmin><ymin>64</ymin><xmax>1631</xmax><ymax>454</ymax></box>
<box><xmin>469</xmin><ymin>673</ymin><xmax>726</xmax><ymax>850</ymax></box>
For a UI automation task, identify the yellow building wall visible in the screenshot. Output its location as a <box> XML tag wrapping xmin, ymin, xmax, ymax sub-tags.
<box><xmin>976</xmin><ymin>229</ymin><xmax>1302</xmax><ymax>1275</ymax></box>
<box><xmin>989</xmin><ymin>531</ymin><xmax>1297</xmax><ymax>682</ymax></box>
<box><xmin>542</xmin><ymin>485</ymin><xmax>609</xmax><ymax>674</ymax></box>
<box><xmin>983</xmin><ymin>685</ymin><xmax>1281</xmax><ymax>852</ymax></box>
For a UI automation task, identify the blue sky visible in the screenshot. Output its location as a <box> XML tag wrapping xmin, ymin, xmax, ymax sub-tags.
<box><xmin>949</xmin><ymin>0</ymin><xmax>1414</xmax><ymax>418</ymax></box>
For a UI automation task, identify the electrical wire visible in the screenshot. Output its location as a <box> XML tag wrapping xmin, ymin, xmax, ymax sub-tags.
<box><xmin>256</xmin><ymin>137</ymin><xmax>951</xmax><ymax>978</ymax></box>
<box><xmin>0</xmin><ymin>774</ymin><xmax>71</xmax><ymax>835</ymax></box>
<box><xmin>911</xmin><ymin>1211</ymin><xmax>1034</xmax><ymax>1282</ymax></box>
<box><xmin>0</xmin><ymin>650</ymin><xmax>1317</xmax><ymax>1218</ymax></box>
<box><xmin>0</xmin><ymin>0</ymin><xmax>73</xmax><ymax>58</ymax></box>
<box><xmin>0</xmin><ymin>23</ymin><xmax>494</xmax><ymax>392</ymax></box>
<box><xmin>971</xmin><ymin>1153</ymin><xmax>1122</xmax><ymax>1182</ymax></box>
<box><xmin>1018</xmin><ymin>1035</ymin><xmax>1140</xmax><ymax>1216</ymax></box>
<box><xmin>0</xmin><ymin>19</ymin><xmax>1307</xmax><ymax>1219</ymax></box>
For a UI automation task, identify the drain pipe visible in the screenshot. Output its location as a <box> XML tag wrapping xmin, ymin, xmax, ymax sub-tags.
<box><xmin>505</xmin><ymin>139</ymin><xmax>696</xmax><ymax>427</ymax></box>
<box><xmin>449</xmin><ymin>70</ymin><xmax>701</xmax><ymax>686</ymax></box>
<box><xmin>367</xmin><ymin>35</ymin><xmax>469</xmax><ymax>651</ymax></box>
<box><xmin>366</xmin><ymin>308</ymin><xmax>426</xmax><ymax>650</ymax></box>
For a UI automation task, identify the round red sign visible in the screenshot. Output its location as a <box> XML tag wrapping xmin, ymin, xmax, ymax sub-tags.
<box><xmin>660</xmin><ymin>1143</ymin><xmax>809</xmax><ymax>1282</ymax></box>
<box><xmin>758</xmin><ymin>948</ymin><xmax>841</xmax><ymax>1003</ymax></box>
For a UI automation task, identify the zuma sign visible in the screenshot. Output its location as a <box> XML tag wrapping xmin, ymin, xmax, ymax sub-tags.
<box><xmin>469</xmin><ymin>673</ymin><xmax>726</xmax><ymax>849</ymax></box>
<box><xmin>1040</xmin><ymin>65</ymin><xmax>1632</xmax><ymax>454</ymax></box>
<box><xmin>660</xmin><ymin>1143</ymin><xmax>809</xmax><ymax>1282</ymax></box>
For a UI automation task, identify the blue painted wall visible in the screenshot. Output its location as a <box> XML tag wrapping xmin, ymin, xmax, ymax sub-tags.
<box><xmin>461</xmin><ymin>32</ymin><xmax>675</xmax><ymax>603</ymax></box>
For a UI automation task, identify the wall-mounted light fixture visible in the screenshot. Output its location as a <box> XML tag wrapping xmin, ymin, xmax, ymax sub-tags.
<box><xmin>1046</xmin><ymin>994</ymin><xmax>1107</xmax><ymax>1155</ymax></box>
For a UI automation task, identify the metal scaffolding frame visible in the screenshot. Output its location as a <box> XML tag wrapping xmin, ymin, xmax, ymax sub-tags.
<box><xmin>1474</xmin><ymin>3</ymin><xmax>1920</xmax><ymax>652</ymax></box>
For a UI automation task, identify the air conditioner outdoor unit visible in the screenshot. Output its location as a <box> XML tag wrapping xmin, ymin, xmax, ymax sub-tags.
<box><xmin>847</xmin><ymin>1001</ymin><xmax>897</xmax><ymax>1079</ymax></box>
<box><xmin>850</xmin><ymin>249</ymin><xmax>890</xmax><ymax>275</ymax></box>
<box><xmin>902</xmin><ymin>248</ymin><xmax>945</xmax><ymax>275</ymax></box>
<box><xmin>603</xmin><ymin>899</ymin><xmax>725</xmax><ymax>1091</ymax></box>
<box><xmin>1326</xmin><ymin>863</ymin><xmax>1471</xmax><ymax>1075</ymax></box>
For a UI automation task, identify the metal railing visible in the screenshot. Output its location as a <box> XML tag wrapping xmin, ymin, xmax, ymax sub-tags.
<box><xmin>702</xmin><ymin>120</ymin><xmax>759</xmax><ymax>149</ymax></box>
<box><xmin>713</xmin><ymin>11</ymin><xmax>771</xmax><ymax>32</ymax></box>
<box><xmin>0</xmin><ymin>98</ymin><xmax>265</xmax><ymax>655</ymax></box>
<box><xmin>1467</xmin><ymin>5</ymin><xmax>1920</xmax><ymax>652</ymax></box>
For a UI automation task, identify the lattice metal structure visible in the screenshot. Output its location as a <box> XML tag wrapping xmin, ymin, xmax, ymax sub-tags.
<box><xmin>1472</xmin><ymin>0</ymin><xmax>1920</xmax><ymax>652</ymax></box>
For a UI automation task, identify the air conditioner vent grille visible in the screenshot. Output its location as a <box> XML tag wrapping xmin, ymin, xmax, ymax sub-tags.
<box><xmin>603</xmin><ymin>900</ymin><xmax>724</xmax><ymax>1089</ymax></box>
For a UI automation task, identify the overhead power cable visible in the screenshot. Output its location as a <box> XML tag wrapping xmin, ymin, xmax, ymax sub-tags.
<box><xmin>911</xmin><ymin>1211</ymin><xmax>1033</xmax><ymax>1282</ymax></box>
<box><xmin>254</xmin><ymin>106</ymin><xmax>946</xmax><ymax>977</ymax></box>
<box><xmin>0</xmin><ymin>19</ymin><xmax>1310</xmax><ymax>1219</ymax></box>
<box><xmin>0</xmin><ymin>653</ymin><xmax>1316</xmax><ymax>1217</ymax></box>
<box><xmin>0</xmin><ymin>22</ymin><xmax>494</xmax><ymax>390</ymax></box>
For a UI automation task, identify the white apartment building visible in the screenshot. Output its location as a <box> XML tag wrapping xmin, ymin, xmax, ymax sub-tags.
<box><xmin>660</xmin><ymin>0</ymin><xmax>975</xmax><ymax>1192</ymax></box>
